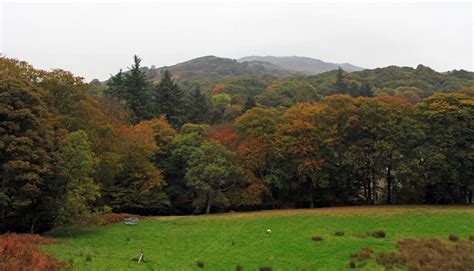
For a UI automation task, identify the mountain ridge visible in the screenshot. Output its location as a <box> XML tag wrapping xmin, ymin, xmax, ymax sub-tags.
<box><xmin>238</xmin><ymin>55</ymin><xmax>364</xmax><ymax>75</ymax></box>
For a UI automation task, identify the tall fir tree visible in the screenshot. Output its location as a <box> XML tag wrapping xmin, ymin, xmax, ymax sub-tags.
<box><xmin>107</xmin><ymin>55</ymin><xmax>154</xmax><ymax>123</ymax></box>
<box><xmin>358</xmin><ymin>81</ymin><xmax>374</xmax><ymax>97</ymax></box>
<box><xmin>185</xmin><ymin>86</ymin><xmax>210</xmax><ymax>124</ymax></box>
<box><xmin>154</xmin><ymin>70</ymin><xmax>185</xmax><ymax>127</ymax></box>
<box><xmin>334</xmin><ymin>67</ymin><xmax>347</xmax><ymax>94</ymax></box>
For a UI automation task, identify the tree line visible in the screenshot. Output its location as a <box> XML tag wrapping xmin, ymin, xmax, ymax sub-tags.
<box><xmin>0</xmin><ymin>56</ymin><xmax>472</xmax><ymax>233</ymax></box>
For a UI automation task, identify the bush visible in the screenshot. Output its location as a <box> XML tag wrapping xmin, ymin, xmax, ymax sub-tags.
<box><xmin>376</xmin><ymin>251</ymin><xmax>403</xmax><ymax>269</ymax></box>
<box><xmin>236</xmin><ymin>264</ymin><xmax>244</xmax><ymax>271</ymax></box>
<box><xmin>312</xmin><ymin>236</ymin><xmax>323</xmax><ymax>241</ymax></box>
<box><xmin>376</xmin><ymin>238</ymin><xmax>474</xmax><ymax>270</ymax></box>
<box><xmin>349</xmin><ymin>247</ymin><xmax>373</xmax><ymax>268</ymax></box>
<box><xmin>0</xmin><ymin>233</ymin><xmax>66</xmax><ymax>271</ymax></box>
<box><xmin>371</xmin><ymin>230</ymin><xmax>386</xmax><ymax>238</ymax></box>
<box><xmin>353</xmin><ymin>247</ymin><xmax>373</xmax><ymax>261</ymax></box>
<box><xmin>259</xmin><ymin>266</ymin><xmax>272</xmax><ymax>271</ymax></box>
<box><xmin>448</xmin><ymin>233</ymin><xmax>459</xmax><ymax>242</ymax></box>
<box><xmin>196</xmin><ymin>260</ymin><xmax>204</xmax><ymax>268</ymax></box>
<box><xmin>335</xmin><ymin>231</ymin><xmax>345</xmax><ymax>236</ymax></box>
<box><xmin>352</xmin><ymin>232</ymin><xmax>370</xmax><ymax>238</ymax></box>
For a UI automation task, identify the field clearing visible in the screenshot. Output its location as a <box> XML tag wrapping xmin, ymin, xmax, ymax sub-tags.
<box><xmin>43</xmin><ymin>206</ymin><xmax>474</xmax><ymax>270</ymax></box>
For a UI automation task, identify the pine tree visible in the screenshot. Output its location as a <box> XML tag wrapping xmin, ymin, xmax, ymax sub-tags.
<box><xmin>107</xmin><ymin>69</ymin><xmax>126</xmax><ymax>98</ymax></box>
<box><xmin>124</xmin><ymin>55</ymin><xmax>154</xmax><ymax>122</ymax></box>
<box><xmin>358</xmin><ymin>81</ymin><xmax>374</xmax><ymax>97</ymax></box>
<box><xmin>185</xmin><ymin>86</ymin><xmax>210</xmax><ymax>124</ymax></box>
<box><xmin>335</xmin><ymin>67</ymin><xmax>347</xmax><ymax>94</ymax></box>
<box><xmin>154</xmin><ymin>70</ymin><xmax>185</xmax><ymax>127</ymax></box>
<box><xmin>107</xmin><ymin>55</ymin><xmax>154</xmax><ymax>122</ymax></box>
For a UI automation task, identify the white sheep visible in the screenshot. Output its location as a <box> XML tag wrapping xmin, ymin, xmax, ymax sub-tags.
<box><xmin>266</xmin><ymin>229</ymin><xmax>272</xmax><ymax>234</ymax></box>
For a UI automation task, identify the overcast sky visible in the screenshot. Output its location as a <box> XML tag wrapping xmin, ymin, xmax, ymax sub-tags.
<box><xmin>2</xmin><ymin>1</ymin><xmax>473</xmax><ymax>81</ymax></box>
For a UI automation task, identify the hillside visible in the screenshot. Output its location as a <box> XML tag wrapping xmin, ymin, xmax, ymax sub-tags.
<box><xmin>238</xmin><ymin>55</ymin><xmax>364</xmax><ymax>75</ymax></box>
<box><xmin>44</xmin><ymin>206</ymin><xmax>474</xmax><ymax>270</ymax></box>
<box><xmin>136</xmin><ymin>56</ymin><xmax>293</xmax><ymax>84</ymax></box>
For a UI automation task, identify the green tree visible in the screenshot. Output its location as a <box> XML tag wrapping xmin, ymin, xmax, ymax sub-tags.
<box><xmin>210</xmin><ymin>93</ymin><xmax>232</xmax><ymax>123</ymax></box>
<box><xmin>56</xmin><ymin>130</ymin><xmax>99</xmax><ymax>224</ymax></box>
<box><xmin>185</xmin><ymin>86</ymin><xmax>211</xmax><ymax>124</ymax></box>
<box><xmin>241</xmin><ymin>95</ymin><xmax>256</xmax><ymax>113</ymax></box>
<box><xmin>108</xmin><ymin>55</ymin><xmax>154</xmax><ymax>122</ymax></box>
<box><xmin>185</xmin><ymin>141</ymin><xmax>248</xmax><ymax>214</ymax></box>
<box><xmin>154</xmin><ymin>70</ymin><xmax>185</xmax><ymax>127</ymax></box>
<box><xmin>0</xmin><ymin>67</ymin><xmax>58</xmax><ymax>233</ymax></box>
<box><xmin>415</xmin><ymin>93</ymin><xmax>473</xmax><ymax>204</ymax></box>
<box><xmin>358</xmin><ymin>81</ymin><xmax>374</xmax><ymax>97</ymax></box>
<box><xmin>335</xmin><ymin>67</ymin><xmax>347</xmax><ymax>93</ymax></box>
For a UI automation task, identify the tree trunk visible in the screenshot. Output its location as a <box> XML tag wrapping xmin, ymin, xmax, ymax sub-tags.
<box><xmin>309</xmin><ymin>182</ymin><xmax>315</xmax><ymax>208</ymax></box>
<box><xmin>387</xmin><ymin>164</ymin><xmax>392</xmax><ymax>204</ymax></box>
<box><xmin>206</xmin><ymin>193</ymin><xmax>212</xmax><ymax>214</ymax></box>
<box><xmin>367</xmin><ymin>178</ymin><xmax>373</xmax><ymax>204</ymax></box>
<box><xmin>363</xmin><ymin>181</ymin><xmax>368</xmax><ymax>203</ymax></box>
<box><xmin>30</xmin><ymin>218</ymin><xmax>37</xmax><ymax>234</ymax></box>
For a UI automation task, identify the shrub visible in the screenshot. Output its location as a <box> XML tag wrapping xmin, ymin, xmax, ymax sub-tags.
<box><xmin>0</xmin><ymin>233</ymin><xmax>66</xmax><ymax>271</ymax></box>
<box><xmin>371</xmin><ymin>230</ymin><xmax>386</xmax><ymax>238</ymax></box>
<box><xmin>352</xmin><ymin>247</ymin><xmax>373</xmax><ymax>261</ymax></box>
<box><xmin>348</xmin><ymin>247</ymin><xmax>374</xmax><ymax>269</ymax></box>
<box><xmin>470</xmin><ymin>234</ymin><xmax>474</xmax><ymax>241</ymax></box>
<box><xmin>236</xmin><ymin>264</ymin><xmax>244</xmax><ymax>271</ymax></box>
<box><xmin>376</xmin><ymin>251</ymin><xmax>403</xmax><ymax>269</ymax></box>
<box><xmin>376</xmin><ymin>238</ymin><xmax>474</xmax><ymax>270</ymax></box>
<box><xmin>259</xmin><ymin>266</ymin><xmax>272</xmax><ymax>271</ymax></box>
<box><xmin>196</xmin><ymin>260</ymin><xmax>204</xmax><ymax>268</ymax></box>
<box><xmin>448</xmin><ymin>233</ymin><xmax>459</xmax><ymax>242</ymax></box>
<box><xmin>312</xmin><ymin>236</ymin><xmax>323</xmax><ymax>241</ymax></box>
<box><xmin>85</xmin><ymin>254</ymin><xmax>92</xmax><ymax>262</ymax></box>
<box><xmin>352</xmin><ymin>232</ymin><xmax>370</xmax><ymax>238</ymax></box>
<box><xmin>335</xmin><ymin>231</ymin><xmax>345</xmax><ymax>236</ymax></box>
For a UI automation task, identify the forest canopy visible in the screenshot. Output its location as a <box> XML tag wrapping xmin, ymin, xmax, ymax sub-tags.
<box><xmin>1</xmin><ymin>55</ymin><xmax>473</xmax><ymax>233</ymax></box>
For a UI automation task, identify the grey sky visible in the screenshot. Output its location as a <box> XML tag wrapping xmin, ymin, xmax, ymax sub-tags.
<box><xmin>2</xmin><ymin>1</ymin><xmax>473</xmax><ymax>81</ymax></box>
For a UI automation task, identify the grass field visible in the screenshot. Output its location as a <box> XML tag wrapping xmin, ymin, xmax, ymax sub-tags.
<box><xmin>43</xmin><ymin>206</ymin><xmax>474</xmax><ymax>270</ymax></box>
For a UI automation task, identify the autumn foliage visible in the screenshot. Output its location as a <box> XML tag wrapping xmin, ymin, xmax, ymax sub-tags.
<box><xmin>0</xmin><ymin>233</ymin><xmax>66</xmax><ymax>271</ymax></box>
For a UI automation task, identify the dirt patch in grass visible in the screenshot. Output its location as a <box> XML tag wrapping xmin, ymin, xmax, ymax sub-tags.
<box><xmin>89</xmin><ymin>213</ymin><xmax>140</xmax><ymax>226</ymax></box>
<box><xmin>349</xmin><ymin>247</ymin><xmax>373</xmax><ymax>268</ymax></box>
<box><xmin>311</xmin><ymin>236</ymin><xmax>323</xmax><ymax>241</ymax></box>
<box><xmin>448</xmin><ymin>233</ymin><xmax>459</xmax><ymax>242</ymax></box>
<box><xmin>0</xmin><ymin>233</ymin><xmax>66</xmax><ymax>271</ymax></box>
<box><xmin>376</xmin><ymin>238</ymin><xmax>474</xmax><ymax>270</ymax></box>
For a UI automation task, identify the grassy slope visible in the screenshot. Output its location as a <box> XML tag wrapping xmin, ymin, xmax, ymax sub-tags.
<box><xmin>43</xmin><ymin>206</ymin><xmax>474</xmax><ymax>271</ymax></box>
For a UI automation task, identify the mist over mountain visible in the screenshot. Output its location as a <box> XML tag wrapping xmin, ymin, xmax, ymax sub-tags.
<box><xmin>238</xmin><ymin>56</ymin><xmax>364</xmax><ymax>75</ymax></box>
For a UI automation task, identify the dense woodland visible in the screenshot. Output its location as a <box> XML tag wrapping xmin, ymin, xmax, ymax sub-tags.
<box><xmin>1</xmin><ymin>55</ymin><xmax>473</xmax><ymax>233</ymax></box>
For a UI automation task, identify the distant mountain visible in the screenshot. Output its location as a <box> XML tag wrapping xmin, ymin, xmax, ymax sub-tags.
<box><xmin>238</xmin><ymin>56</ymin><xmax>364</xmax><ymax>75</ymax></box>
<box><xmin>148</xmin><ymin>55</ymin><xmax>292</xmax><ymax>81</ymax></box>
<box><xmin>104</xmin><ymin>55</ymin><xmax>363</xmax><ymax>86</ymax></box>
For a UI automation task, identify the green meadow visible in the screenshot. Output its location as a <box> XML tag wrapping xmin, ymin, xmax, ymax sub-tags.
<box><xmin>43</xmin><ymin>206</ymin><xmax>474</xmax><ymax>270</ymax></box>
